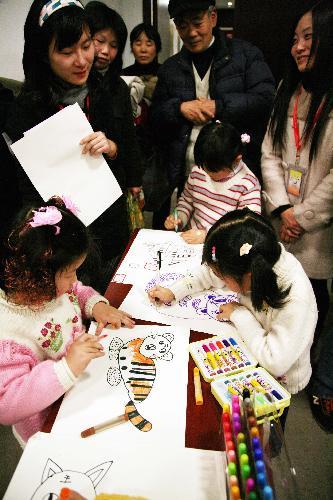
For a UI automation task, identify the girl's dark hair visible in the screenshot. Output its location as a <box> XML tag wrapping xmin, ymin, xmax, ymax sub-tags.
<box><xmin>22</xmin><ymin>0</ymin><xmax>92</xmax><ymax>97</ymax></box>
<box><xmin>202</xmin><ymin>208</ymin><xmax>291</xmax><ymax>311</ymax></box>
<box><xmin>194</xmin><ymin>121</ymin><xmax>243</xmax><ymax>172</ymax></box>
<box><xmin>85</xmin><ymin>1</ymin><xmax>128</xmax><ymax>75</ymax></box>
<box><xmin>4</xmin><ymin>196</ymin><xmax>91</xmax><ymax>306</ymax></box>
<box><xmin>268</xmin><ymin>0</ymin><xmax>333</xmax><ymax>163</ymax></box>
<box><xmin>130</xmin><ymin>23</ymin><xmax>162</xmax><ymax>54</ymax></box>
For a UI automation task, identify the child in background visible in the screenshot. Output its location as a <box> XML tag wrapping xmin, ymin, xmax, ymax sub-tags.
<box><xmin>0</xmin><ymin>197</ymin><xmax>134</xmax><ymax>446</ymax></box>
<box><xmin>164</xmin><ymin>121</ymin><xmax>261</xmax><ymax>244</ymax></box>
<box><xmin>150</xmin><ymin>209</ymin><xmax>317</xmax><ymax>398</ymax></box>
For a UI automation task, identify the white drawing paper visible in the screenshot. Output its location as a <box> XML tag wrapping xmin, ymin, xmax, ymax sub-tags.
<box><xmin>10</xmin><ymin>103</ymin><xmax>122</xmax><ymax>226</ymax></box>
<box><xmin>4</xmin><ymin>432</ymin><xmax>227</xmax><ymax>500</ymax></box>
<box><xmin>120</xmin><ymin>274</ymin><xmax>237</xmax><ymax>336</ymax></box>
<box><xmin>112</xmin><ymin>229</ymin><xmax>204</xmax><ymax>285</ymax></box>
<box><xmin>52</xmin><ymin>324</ymin><xmax>190</xmax><ymax>449</ymax></box>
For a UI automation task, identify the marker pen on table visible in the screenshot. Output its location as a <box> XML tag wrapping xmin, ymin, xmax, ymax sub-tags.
<box><xmin>173</xmin><ymin>208</ymin><xmax>179</xmax><ymax>232</ymax></box>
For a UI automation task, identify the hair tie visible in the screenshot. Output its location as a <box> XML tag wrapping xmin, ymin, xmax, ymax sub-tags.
<box><xmin>29</xmin><ymin>206</ymin><xmax>62</xmax><ymax>235</ymax></box>
<box><xmin>212</xmin><ymin>246</ymin><xmax>217</xmax><ymax>262</ymax></box>
<box><xmin>240</xmin><ymin>243</ymin><xmax>252</xmax><ymax>256</ymax></box>
<box><xmin>39</xmin><ymin>0</ymin><xmax>84</xmax><ymax>27</ymax></box>
<box><xmin>241</xmin><ymin>133</ymin><xmax>251</xmax><ymax>144</ymax></box>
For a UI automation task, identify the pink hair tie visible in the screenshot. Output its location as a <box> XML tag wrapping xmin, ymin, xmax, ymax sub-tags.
<box><xmin>212</xmin><ymin>246</ymin><xmax>217</xmax><ymax>262</ymax></box>
<box><xmin>29</xmin><ymin>206</ymin><xmax>62</xmax><ymax>235</ymax></box>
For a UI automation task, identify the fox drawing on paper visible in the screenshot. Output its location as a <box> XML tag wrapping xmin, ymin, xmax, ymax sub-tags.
<box><xmin>30</xmin><ymin>458</ymin><xmax>112</xmax><ymax>499</ymax></box>
<box><xmin>107</xmin><ymin>333</ymin><xmax>174</xmax><ymax>432</ymax></box>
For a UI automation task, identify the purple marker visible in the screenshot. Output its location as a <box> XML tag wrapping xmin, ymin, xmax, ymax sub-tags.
<box><xmin>271</xmin><ymin>389</ymin><xmax>283</xmax><ymax>400</ymax></box>
<box><xmin>223</xmin><ymin>339</ymin><xmax>230</xmax><ymax>347</ymax></box>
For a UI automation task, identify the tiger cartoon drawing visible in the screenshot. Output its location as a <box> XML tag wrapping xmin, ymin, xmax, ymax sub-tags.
<box><xmin>107</xmin><ymin>333</ymin><xmax>174</xmax><ymax>432</ymax></box>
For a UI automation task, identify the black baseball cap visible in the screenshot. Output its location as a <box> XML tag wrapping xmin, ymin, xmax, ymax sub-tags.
<box><xmin>168</xmin><ymin>0</ymin><xmax>216</xmax><ymax>19</ymax></box>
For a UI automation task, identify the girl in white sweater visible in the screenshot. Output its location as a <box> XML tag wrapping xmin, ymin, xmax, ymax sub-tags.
<box><xmin>149</xmin><ymin>208</ymin><xmax>317</xmax><ymax>396</ymax></box>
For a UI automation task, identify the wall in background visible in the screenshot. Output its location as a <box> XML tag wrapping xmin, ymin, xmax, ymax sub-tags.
<box><xmin>0</xmin><ymin>0</ymin><xmax>143</xmax><ymax>82</ymax></box>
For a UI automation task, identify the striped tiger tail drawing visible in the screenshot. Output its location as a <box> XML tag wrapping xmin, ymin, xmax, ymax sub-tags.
<box><xmin>107</xmin><ymin>332</ymin><xmax>174</xmax><ymax>432</ymax></box>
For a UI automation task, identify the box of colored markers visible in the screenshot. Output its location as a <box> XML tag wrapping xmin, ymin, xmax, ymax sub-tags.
<box><xmin>189</xmin><ymin>335</ymin><xmax>258</xmax><ymax>382</ymax></box>
<box><xmin>211</xmin><ymin>367</ymin><xmax>291</xmax><ymax>423</ymax></box>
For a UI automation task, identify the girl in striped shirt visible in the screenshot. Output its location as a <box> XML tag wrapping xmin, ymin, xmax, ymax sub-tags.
<box><xmin>164</xmin><ymin>121</ymin><xmax>261</xmax><ymax>243</ymax></box>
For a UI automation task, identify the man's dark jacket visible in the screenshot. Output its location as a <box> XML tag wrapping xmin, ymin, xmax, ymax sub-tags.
<box><xmin>150</xmin><ymin>31</ymin><xmax>275</xmax><ymax>186</ymax></box>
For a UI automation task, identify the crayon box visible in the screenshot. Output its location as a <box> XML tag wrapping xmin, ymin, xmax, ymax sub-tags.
<box><xmin>211</xmin><ymin>367</ymin><xmax>291</xmax><ymax>423</ymax></box>
<box><xmin>189</xmin><ymin>335</ymin><xmax>258</xmax><ymax>383</ymax></box>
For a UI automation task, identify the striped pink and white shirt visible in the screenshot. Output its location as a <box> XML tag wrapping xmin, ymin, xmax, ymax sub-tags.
<box><xmin>177</xmin><ymin>161</ymin><xmax>261</xmax><ymax>231</ymax></box>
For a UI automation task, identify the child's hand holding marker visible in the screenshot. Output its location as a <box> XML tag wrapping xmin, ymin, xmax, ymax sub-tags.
<box><xmin>164</xmin><ymin>209</ymin><xmax>182</xmax><ymax>232</ymax></box>
<box><xmin>93</xmin><ymin>302</ymin><xmax>135</xmax><ymax>334</ymax></box>
<box><xmin>148</xmin><ymin>286</ymin><xmax>175</xmax><ymax>305</ymax></box>
<box><xmin>216</xmin><ymin>301</ymin><xmax>239</xmax><ymax>321</ymax></box>
<box><xmin>65</xmin><ymin>331</ymin><xmax>106</xmax><ymax>377</ymax></box>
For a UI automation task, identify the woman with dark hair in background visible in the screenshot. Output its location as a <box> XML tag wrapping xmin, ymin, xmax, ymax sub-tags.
<box><xmin>122</xmin><ymin>23</ymin><xmax>163</xmax><ymax>212</ymax></box>
<box><xmin>261</xmin><ymin>0</ymin><xmax>333</xmax><ymax>355</ymax></box>
<box><xmin>4</xmin><ymin>0</ymin><xmax>142</xmax><ymax>292</ymax></box>
<box><xmin>85</xmin><ymin>0</ymin><xmax>128</xmax><ymax>81</ymax></box>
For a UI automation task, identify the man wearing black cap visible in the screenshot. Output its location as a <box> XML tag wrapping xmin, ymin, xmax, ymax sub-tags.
<box><xmin>150</xmin><ymin>0</ymin><xmax>275</xmax><ymax>227</ymax></box>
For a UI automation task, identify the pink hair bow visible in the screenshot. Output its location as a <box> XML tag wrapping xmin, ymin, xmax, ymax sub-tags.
<box><xmin>62</xmin><ymin>195</ymin><xmax>80</xmax><ymax>216</ymax></box>
<box><xmin>29</xmin><ymin>206</ymin><xmax>62</xmax><ymax>235</ymax></box>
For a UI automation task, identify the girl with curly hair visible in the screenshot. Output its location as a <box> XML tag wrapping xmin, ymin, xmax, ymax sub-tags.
<box><xmin>0</xmin><ymin>196</ymin><xmax>134</xmax><ymax>446</ymax></box>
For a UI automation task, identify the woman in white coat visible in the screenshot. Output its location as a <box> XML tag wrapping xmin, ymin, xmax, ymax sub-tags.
<box><xmin>261</xmin><ymin>0</ymin><xmax>333</xmax><ymax>351</ymax></box>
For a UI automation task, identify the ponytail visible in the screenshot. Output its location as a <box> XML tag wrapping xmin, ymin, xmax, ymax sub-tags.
<box><xmin>250</xmin><ymin>253</ymin><xmax>290</xmax><ymax>311</ymax></box>
<box><xmin>203</xmin><ymin>208</ymin><xmax>292</xmax><ymax>311</ymax></box>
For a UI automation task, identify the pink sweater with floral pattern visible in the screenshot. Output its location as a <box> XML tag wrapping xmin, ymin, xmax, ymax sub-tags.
<box><xmin>0</xmin><ymin>281</ymin><xmax>108</xmax><ymax>445</ymax></box>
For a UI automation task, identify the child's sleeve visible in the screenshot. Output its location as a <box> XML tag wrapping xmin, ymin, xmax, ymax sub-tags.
<box><xmin>0</xmin><ymin>340</ymin><xmax>76</xmax><ymax>425</ymax></box>
<box><xmin>237</xmin><ymin>174</ymin><xmax>262</xmax><ymax>214</ymax></box>
<box><xmin>229</xmin><ymin>294</ymin><xmax>317</xmax><ymax>377</ymax></box>
<box><xmin>72</xmin><ymin>281</ymin><xmax>109</xmax><ymax>320</ymax></box>
<box><xmin>169</xmin><ymin>265</ymin><xmax>225</xmax><ymax>301</ymax></box>
<box><xmin>177</xmin><ymin>175</ymin><xmax>195</xmax><ymax>228</ymax></box>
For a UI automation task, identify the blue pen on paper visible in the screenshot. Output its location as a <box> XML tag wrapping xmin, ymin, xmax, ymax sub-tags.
<box><xmin>173</xmin><ymin>208</ymin><xmax>179</xmax><ymax>232</ymax></box>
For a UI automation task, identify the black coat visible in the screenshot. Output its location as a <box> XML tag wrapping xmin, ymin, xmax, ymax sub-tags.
<box><xmin>4</xmin><ymin>76</ymin><xmax>143</xmax><ymax>260</ymax></box>
<box><xmin>150</xmin><ymin>32</ymin><xmax>276</xmax><ymax>185</ymax></box>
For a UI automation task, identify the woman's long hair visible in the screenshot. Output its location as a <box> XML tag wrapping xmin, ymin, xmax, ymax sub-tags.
<box><xmin>22</xmin><ymin>0</ymin><xmax>92</xmax><ymax>103</ymax></box>
<box><xmin>268</xmin><ymin>0</ymin><xmax>333</xmax><ymax>163</ymax></box>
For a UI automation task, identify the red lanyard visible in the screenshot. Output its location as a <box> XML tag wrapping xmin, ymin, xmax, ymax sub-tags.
<box><xmin>292</xmin><ymin>87</ymin><xmax>324</xmax><ymax>161</ymax></box>
<box><xmin>58</xmin><ymin>94</ymin><xmax>90</xmax><ymax>122</ymax></box>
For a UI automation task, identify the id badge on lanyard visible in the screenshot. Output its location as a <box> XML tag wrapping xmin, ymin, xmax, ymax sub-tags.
<box><xmin>287</xmin><ymin>162</ymin><xmax>306</xmax><ymax>197</ymax></box>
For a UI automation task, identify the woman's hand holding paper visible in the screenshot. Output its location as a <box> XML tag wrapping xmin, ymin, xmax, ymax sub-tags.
<box><xmin>80</xmin><ymin>131</ymin><xmax>118</xmax><ymax>158</ymax></box>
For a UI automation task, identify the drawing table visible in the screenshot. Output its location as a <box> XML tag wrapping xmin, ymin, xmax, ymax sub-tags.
<box><xmin>43</xmin><ymin>229</ymin><xmax>226</xmax><ymax>451</ymax></box>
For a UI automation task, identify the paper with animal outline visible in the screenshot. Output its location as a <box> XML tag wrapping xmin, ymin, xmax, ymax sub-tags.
<box><xmin>51</xmin><ymin>324</ymin><xmax>190</xmax><ymax>448</ymax></box>
<box><xmin>120</xmin><ymin>273</ymin><xmax>237</xmax><ymax>336</ymax></box>
<box><xmin>111</xmin><ymin>229</ymin><xmax>204</xmax><ymax>285</ymax></box>
<box><xmin>4</xmin><ymin>432</ymin><xmax>227</xmax><ymax>500</ymax></box>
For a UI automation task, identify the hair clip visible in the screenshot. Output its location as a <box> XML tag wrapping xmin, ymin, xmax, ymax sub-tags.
<box><xmin>240</xmin><ymin>243</ymin><xmax>252</xmax><ymax>256</ymax></box>
<box><xmin>241</xmin><ymin>133</ymin><xmax>251</xmax><ymax>144</ymax></box>
<box><xmin>29</xmin><ymin>206</ymin><xmax>62</xmax><ymax>235</ymax></box>
<box><xmin>212</xmin><ymin>246</ymin><xmax>217</xmax><ymax>262</ymax></box>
